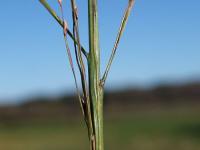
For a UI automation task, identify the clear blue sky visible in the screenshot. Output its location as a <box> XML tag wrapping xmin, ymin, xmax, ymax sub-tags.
<box><xmin>0</xmin><ymin>0</ymin><xmax>200</xmax><ymax>103</ymax></box>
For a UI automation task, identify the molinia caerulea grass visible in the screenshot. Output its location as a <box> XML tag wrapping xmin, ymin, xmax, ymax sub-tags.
<box><xmin>39</xmin><ymin>0</ymin><xmax>135</xmax><ymax>149</ymax></box>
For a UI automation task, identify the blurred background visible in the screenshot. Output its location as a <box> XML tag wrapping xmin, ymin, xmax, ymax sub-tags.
<box><xmin>0</xmin><ymin>0</ymin><xmax>200</xmax><ymax>150</ymax></box>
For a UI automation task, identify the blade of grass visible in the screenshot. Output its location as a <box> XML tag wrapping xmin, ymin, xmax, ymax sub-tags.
<box><xmin>88</xmin><ymin>0</ymin><xmax>104</xmax><ymax>149</ymax></box>
<box><xmin>101</xmin><ymin>0</ymin><xmax>135</xmax><ymax>85</ymax></box>
<box><xmin>39</xmin><ymin>0</ymin><xmax>88</xmax><ymax>58</ymax></box>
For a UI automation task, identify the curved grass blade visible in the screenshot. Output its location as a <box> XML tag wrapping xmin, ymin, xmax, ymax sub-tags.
<box><xmin>39</xmin><ymin>0</ymin><xmax>88</xmax><ymax>58</ymax></box>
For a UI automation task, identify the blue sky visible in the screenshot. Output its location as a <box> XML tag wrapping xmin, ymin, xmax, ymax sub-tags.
<box><xmin>0</xmin><ymin>0</ymin><xmax>200</xmax><ymax>103</ymax></box>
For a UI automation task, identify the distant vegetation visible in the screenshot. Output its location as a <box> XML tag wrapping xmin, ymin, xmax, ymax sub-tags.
<box><xmin>0</xmin><ymin>82</ymin><xmax>199</xmax><ymax>150</ymax></box>
<box><xmin>0</xmin><ymin>82</ymin><xmax>199</xmax><ymax>121</ymax></box>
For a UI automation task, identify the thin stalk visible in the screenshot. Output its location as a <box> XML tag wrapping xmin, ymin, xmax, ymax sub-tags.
<box><xmin>101</xmin><ymin>0</ymin><xmax>135</xmax><ymax>85</ymax></box>
<box><xmin>70</xmin><ymin>0</ymin><xmax>88</xmax><ymax>104</ymax></box>
<box><xmin>88</xmin><ymin>0</ymin><xmax>104</xmax><ymax>150</ymax></box>
<box><xmin>70</xmin><ymin>0</ymin><xmax>94</xmax><ymax>145</ymax></box>
<box><xmin>39</xmin><ymin>0</ymin><xmax>88</xmax><ymax>58</ymax></box>
<box><xmin>57</xmin><ymin>2</ymin><xmax>86</xmax><ymax>118</ymax></box>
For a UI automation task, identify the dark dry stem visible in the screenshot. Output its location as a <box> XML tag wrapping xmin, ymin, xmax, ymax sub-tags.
<box><xmin>70</xmin><ymin>0</ymin><xmax>95</xmax><ymax>144</ymax></box>
<box><xmin>39</xmin><ymin>0</ymin><xmax>88</xmax><ymax>58</ymax></box>
<box><xmin>63</xmin><ymin>37</ymin><xmax>81</xmax><ymax>100</ymax></box>
<box><xmin>70</xmin><ymin>0</ymin><xmax>88</xmax><ymax>103</ymax></box>
<box><xmin>57</xmin><ymin>3</ymin><xmax>87</xmax><ymax>118</ymax></box>
<box><xmin>101</xmin><ymin>0</ymin><xmax>135</xmax><ymax>85</ymax></box>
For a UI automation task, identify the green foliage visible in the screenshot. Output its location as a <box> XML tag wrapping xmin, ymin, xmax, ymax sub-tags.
<box><xmin>38</xmin><ymin>0</ymin><xmax>135</xmax><ymax>149</ymax></box>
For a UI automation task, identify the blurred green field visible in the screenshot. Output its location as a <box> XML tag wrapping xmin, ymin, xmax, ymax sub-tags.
<box><xmin>0</xmin><ymin>112</ymin><xmax>200</xmax><ymax>150</ymax></box>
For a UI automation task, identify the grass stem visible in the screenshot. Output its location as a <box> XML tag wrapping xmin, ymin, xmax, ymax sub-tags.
<box><xmin>101</xmin><ymin>0</ymin><xmax>135</xmax><ymax>85</ymax></box>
